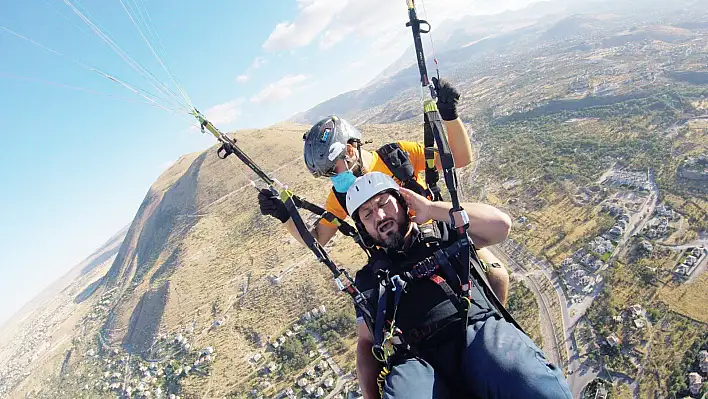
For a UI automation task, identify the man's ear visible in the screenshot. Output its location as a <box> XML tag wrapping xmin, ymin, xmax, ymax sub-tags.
<box><xmin>345</xmin><ymin>143</ymin><xmax>357</xmax><ymax>158</ymax></box>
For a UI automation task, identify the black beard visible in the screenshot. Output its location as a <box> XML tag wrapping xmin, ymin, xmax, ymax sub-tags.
<box><xmin>377</xmin><ymin>231</ymin><xmax>405</xmax><ymax>251</ymax></box>
<box><xmin>372</xmin><ymin>217</ymin><xmax>409</xmax><ymax>251</ymax></box>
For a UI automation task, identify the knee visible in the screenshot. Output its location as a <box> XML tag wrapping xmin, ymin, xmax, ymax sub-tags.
<box><xmin>382</xmin><ymin>358</ymin><xmax>449</xmax><ymax>399</ymax></box>
<box><xmin>479</xmin><ymin>249</ymin><xmax>509</xmax><ymax>305</ymax></box>
<box><xmin>464</xmin><ymin>319</ymin><xmax>571</xmax><ymax>398</ymax></box>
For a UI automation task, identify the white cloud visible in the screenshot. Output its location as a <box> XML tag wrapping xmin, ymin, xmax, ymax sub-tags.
<box><xmin>264</xmin><ymin>0</ymin><xmax>542</xmax><ymax>53</ymax></box>
<box><xmin>250</xmin><ymin>74</ymin><xmax>310</xmax><ymax>104</ymax></box>
<box><xmin>235</xmin><ymin>57</ymin><xmax>269</xmax><ymax>84</ymax></box>
<box><xmin>262</xmin><ymin>0</ymin><xmax>348</xmax><ymax>52</ymax></box>
<box><xmin>250</xmin><ymin>57</ymin><xmax>268</xmax><ymax>69</ymax></box>
<box><xmin>204</xmin><ymin>99</ymin><xmax>245</xmax><ymax>124</ymax></box>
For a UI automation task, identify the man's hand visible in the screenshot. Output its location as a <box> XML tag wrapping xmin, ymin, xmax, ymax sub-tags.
<box><xmin>257</xmin><ymin>189</ymin><xmax>290</xmax><ymax>223</ymax></box>
<box><xmin>399</xmin><ymin>188</ymin><xmax>434</xmax><ymax>224</ymax></box>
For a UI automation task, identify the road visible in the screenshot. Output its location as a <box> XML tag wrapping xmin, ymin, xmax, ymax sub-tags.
<box><xmin>488</xmin><ymin>247</ymin><xmax>564</xmax><ymax>367</ymax></box>
<box><xmin>323</xmin><ymin>373</ymin><xmax>354</xmax><ymax>399</ymax></box>
<box><xmin>490</xmin><ymin>243</ymin><xmax>603</xmax><ymax>398</ymax></box>
<box><xmin>613</xmin><ymin>178</ymin><xmax>658</xmax><ymax>261</ymax></box>
<box><xmin>657</xmin><ymin>240</ymin><xmax>708</xmax><ymax>250</ymax></box>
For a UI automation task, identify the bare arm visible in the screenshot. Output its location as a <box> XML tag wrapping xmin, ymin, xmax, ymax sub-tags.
<box><xmin>284</xmin><ymin>220</ymin><xmax>338</xmax><ymax>247</ymax></box>
<box><xmin>356</xmin><ymin>322</ymin><xmax>381</xmax><ymax>399</ymax></box>
<box><xmin>458</xmin><ymin>202</ymin><xmax>512</xmax><ymax>247</ymax></box>
<box><xmin>399</xmin><ymin>189</ymin><xmax>512</xmax><ymax>248</ymax></box>
<box><xmin>443</xmin><ymin>119</ymin><xmax>474</xmax><ymax>168</ymax></box>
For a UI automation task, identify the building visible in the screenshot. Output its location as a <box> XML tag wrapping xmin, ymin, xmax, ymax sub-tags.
<box><xmin>685</xmin><ymin>256</ymin><xmax>697</xmax><ymax>266</ymax></box>
<box><xmin>324</xmin><ymin>377</ymin><xmax>334</xmax><ymax>388</ymax></box>
<box><xmin>606</xmin><ymin>334</ymin><xmax>620</xmax><ymax>348</ymax></box>
<box><xmin>582</xmin><ymin>254</ymin><xmax>597</xmax><ymax>268</ymax></box>
<box><xmin>640</xmin><ymin>240</ymin><xmax>653</xmax><ymax>253</ymax></box>
<box><xmin>319</xmin><ymin>360</ymin><xmax>329</xmax><ymax>371</ymax></box>
<box><xmin>609</xmin><ymin>226</ymin><xmax>623</xmax><ymax>238</ymax></box>
<box><xmin>676</xmin><ymin>264</ymin><xmax>690</xmax><ymax>275</ymax></box>
<box><xmin>633</xmin><ymin>318</ymin><xmax>646</xmax><ymax>329</ymax></box>
<box><xmin>688</xmin><ymin>372</ymin><xmax>703</xmax><ymax>395</ymax></box>
<box><xmin>700</xmin><ymin>350</ymin><xmax>708</xmax><ymax>373</ymax></box>
<box><xmin>629</xmin><ymin>304</ymin><xmax>644</xmax><ymax>318</ymax></box>
<box><xmin>594</xmin><ymin>384</ymin><xmax>608</xmax><ymax>399</ymax></box>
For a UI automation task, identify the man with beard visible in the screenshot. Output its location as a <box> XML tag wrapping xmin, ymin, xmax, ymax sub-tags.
<box><xmin>345</xmin><ymin>172</ymin><xmax>571</xmax><ymax>399</ymax></box>
<box><xmin>257</xmin><ymin>78</ymin><xmax>510</xmax><ymax>304</ymax></box>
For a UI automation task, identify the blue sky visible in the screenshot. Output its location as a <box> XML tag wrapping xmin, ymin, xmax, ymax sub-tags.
<box><xmin>0</xmin><ymin>0</ymin><xmax>539</xmax><ymax>327</ymax></box>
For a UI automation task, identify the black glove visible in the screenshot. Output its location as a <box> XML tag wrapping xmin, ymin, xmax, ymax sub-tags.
<box><xmin>258</xmin><ymin>188</ymin><xmax>290</xmax><ymax>223</ymax></box>
<box><xmin>432</xmin><ymin>77</ymin><xmax>460</xmax><ymax>121</ymax></box>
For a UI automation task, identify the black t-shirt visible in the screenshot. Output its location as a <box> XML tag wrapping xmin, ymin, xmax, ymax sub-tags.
<box><xmin>354</xmin><ymin>222</ymin><xmax>494</xmax><ymax>346</ymax></box>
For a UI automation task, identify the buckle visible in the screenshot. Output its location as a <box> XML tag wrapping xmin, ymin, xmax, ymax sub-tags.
<box><xmin>449</xmin><ymin>208</ymin><xmax>469</xmax><ymax>229</ymax></box>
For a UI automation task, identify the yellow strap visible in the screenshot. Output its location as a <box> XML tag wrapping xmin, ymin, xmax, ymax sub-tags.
<box><xmin>426</xmin><ymin>159</ymin><xmax>435</xmax><ymax>168</ymax></box>
<box><xmin>279</xmin><ymin>189</ymin><xmax>294</xmax><ymax>203</ymax></box>
<box><xmin>423</xmin><ymin>99</ymin><xmax>438</xmax><ymax>113</ymax></box>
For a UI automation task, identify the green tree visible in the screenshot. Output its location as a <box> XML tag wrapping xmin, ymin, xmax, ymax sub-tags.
<box><xmin>277</xmin><ymin>338</ymin><xmax>307</xmax><ymax>372</ymax></box>
<box><xmin>322</xmin><ymin>330</ymin><xmax>346</xmax><ymax>354</ymax></box>
<box><xmin>301</xmin><ymin>334</ymin><xmax>317</xmax><ymax>354</ymax></box>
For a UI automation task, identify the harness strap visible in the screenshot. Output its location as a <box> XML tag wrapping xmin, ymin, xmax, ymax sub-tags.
<box><xmin>376</xmin><ymin>143</ymin><xmax>431</xmax><ymax>199</ymax></box>
<box><xmin>372</xmin><ymin>277</ymin><xmax>391</xmax><ymax>363</ymax></box>
<box><xmin>423</xmin><ymin>119</ymin><xmax>443</xmax><ymax>201</ymax></box>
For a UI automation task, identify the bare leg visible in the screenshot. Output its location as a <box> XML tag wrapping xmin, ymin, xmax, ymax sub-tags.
<box><xmin>478</xmin><ymin>247</ymin><xmax>510</xmax><ymax>306</ymax></box>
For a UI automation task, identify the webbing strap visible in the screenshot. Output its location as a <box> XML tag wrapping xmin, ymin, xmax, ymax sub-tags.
<box><xmin>423</xmin><ymin>121</ymin><xmax>443</xmax><ymax>202</ymax></box>
<box><xmin>372</xmin><ymin>279</ymin><xmax>391</xmax><ymax>363</ymax></box>
<box><xmin>429</xmin><ymin>274</ymin><xmax>463</xmax><ymax>312</ymax></box>
<box><xmin>376</xmin><ymin>143</ymin><xmax>431</xmax><ymax>199</ymax></box>
<box><xmin>289</xmin><ymin>194</ymin><xmax>357</xmax><ymax>236</ymax></box>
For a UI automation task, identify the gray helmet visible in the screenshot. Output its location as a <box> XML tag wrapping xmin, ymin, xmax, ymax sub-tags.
<box><xmin>303</xmin><ymin>116</ymin><xmax>363</xmax><ymax>177</ymax></box>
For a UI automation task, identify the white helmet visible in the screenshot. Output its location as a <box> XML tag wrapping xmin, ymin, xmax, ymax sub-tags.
<box><xmin>346</xmin><ymin>172</ymin><xmax>400</xmax><ymax>216</ymax></box>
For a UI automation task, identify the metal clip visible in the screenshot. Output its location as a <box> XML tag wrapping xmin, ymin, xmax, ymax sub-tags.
<box><xmin>449</xmin><ymin>208</ymin><xmax>470</xmax><ymax>229</ymax></box>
